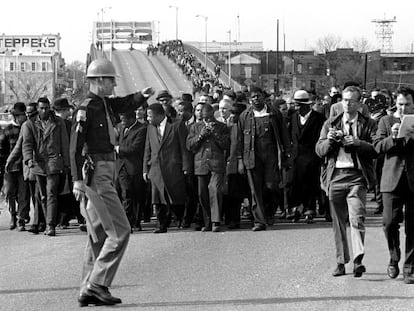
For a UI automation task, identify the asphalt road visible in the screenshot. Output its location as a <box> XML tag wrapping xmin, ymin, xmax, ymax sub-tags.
<box><xmin>1</xmin><ymin>196</ymin><xmax>414</xmax><ymax>311</ymax></box>
<box><xmin>110</xmin><ymin>49</ymin><xmax>193</xmax><ymax>101</ymax></box>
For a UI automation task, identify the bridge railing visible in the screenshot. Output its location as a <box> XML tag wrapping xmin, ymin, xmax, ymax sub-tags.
<box><xmin>183</xmin><ymin>43</ymin><xmax>242</xmax><ymax>92</ymax></box>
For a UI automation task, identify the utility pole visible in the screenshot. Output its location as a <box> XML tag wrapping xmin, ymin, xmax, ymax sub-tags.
<box><xmin>275</xmin><ymin>19</ymin><xmax>280</xmax><ymax>96</ymax></box>
<box><xmin>364</xmin><ymin>53</ymin><xmax>368</xmax><ymax>89</ymax></box>
<box><xmin>169</xmin><ymin>5</ymin><xmax>179</xmax><ymax>41</ymax></box>
<box><xmin>228</xmin><ymin>30</ymin><xmax>232</xmax><ymax>88</ymax></box>
<box><xmin>196</xmin><ymin>15</ymin><xmax>208</xmax><ymax>70</ymax></box>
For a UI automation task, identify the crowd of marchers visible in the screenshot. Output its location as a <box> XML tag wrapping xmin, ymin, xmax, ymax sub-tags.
<box><xmin>2</xmin><ymin>45</ymin><xmax>414</xmax><ymax>285</ymax></box>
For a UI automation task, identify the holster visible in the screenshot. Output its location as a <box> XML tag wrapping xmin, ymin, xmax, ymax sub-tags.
<box><xmin>82</xmin><ymin>155</ymin><xmax>95</xmax><ymax>186</ymax></box>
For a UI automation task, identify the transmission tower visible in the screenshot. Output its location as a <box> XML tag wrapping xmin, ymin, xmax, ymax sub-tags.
<box><xmin>371</xmin><ymin>15</ymin><xmax>397</xmax><ymax>53</ymax></box>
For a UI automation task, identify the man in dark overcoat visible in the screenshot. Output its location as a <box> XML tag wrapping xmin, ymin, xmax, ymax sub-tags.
<box><xmin>143</xmin><ymin>103</ymin><xmax>192</xmax><ymax>233</ymax></box>
<box><xmin>289</xmin><ymin>90</ymin><xmax>326</xmax><ymax>223</ymax></box>
<box><xmin>116</xmin><ymin>111</ymin><xmax>147</xmax><ymax>231</ymax></box>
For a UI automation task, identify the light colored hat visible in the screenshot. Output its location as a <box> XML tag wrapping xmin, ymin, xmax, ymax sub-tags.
<box><xmin>293</xmin><ymin>90</ymin><xmax>312</xmax><ymax>104</ymax></box>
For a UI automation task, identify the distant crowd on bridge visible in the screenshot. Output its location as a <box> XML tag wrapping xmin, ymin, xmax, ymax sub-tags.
<box><xmin>2</xmin><ymin>40</ymin><xmax>414</xmax><ymax>284</ymax></box>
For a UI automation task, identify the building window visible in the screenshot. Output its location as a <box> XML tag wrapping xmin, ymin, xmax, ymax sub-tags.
<box><xmin>9</xmin><ymin>62</ymin><xmax>15</xmax><ymax>72</ymax></box>
<box><xmin>297</xmin><ymin>63</ymin><xmax>303</xmax><ymax>74</ymax></box>
<box><xmin>21</xmin><ymin>62</ymin><xmax>25</xmax><ymax>72</ymax></box>
<box><xmin>307</xmin><ymin>63</ymin><xmax>313</xmax><ymax>73</ymax></box>
<box><xmin>41</xmin><ymin>62</ymin><xmax>48</xmax><ymax>72</ymax></box>
<box><xmin>31</xmin><ymin>62</ymin><xmax>36</xmax><ymax>72</ymax></box>
<box><xmin>393</xmin><ymin>61</ymin><xmax>399</xmax><ymax>70</ymax></box>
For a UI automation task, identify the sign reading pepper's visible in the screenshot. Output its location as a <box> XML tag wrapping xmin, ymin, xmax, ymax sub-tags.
<box><xmin>0</xmin><ymin>34</ymin><xmax>60</xmax><ymax>53</ymax></box>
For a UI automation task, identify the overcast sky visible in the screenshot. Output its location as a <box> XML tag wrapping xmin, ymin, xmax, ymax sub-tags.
<box><xmin>2</xmin><ymin>0</ymin><xmax>413</xmax><ymax>63</ymax></box>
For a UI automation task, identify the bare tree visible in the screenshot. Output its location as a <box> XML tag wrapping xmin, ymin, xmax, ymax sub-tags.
<box><xmin>6</xmin><ymin>73</ymin><xmax>52</xmax><ymax>102</ymax></box>
<box><xmin>350</xmin><ymin>37</ymin><xmax>374</xmax><ymax>53</ymax></box>
<box><xmin>314</xmin><ymin>34</ymin><xmax>343</xmax><ymax>53</ymax></box>
<box><xmin>334</xmin><ymin>60</ymin><xmax>364</xmax><ymax>87</ymax></box>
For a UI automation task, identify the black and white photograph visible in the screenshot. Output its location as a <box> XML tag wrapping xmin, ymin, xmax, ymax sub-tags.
<box><xmin>1</xmin><ymin>0</ymin><xmax>414</xmax><ymax>310</ymax></box>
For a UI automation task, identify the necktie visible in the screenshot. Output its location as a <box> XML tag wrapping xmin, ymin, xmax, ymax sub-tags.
<box><xmin>157</xmin><ymin>126</ymin><xmax>162</xmax><ymax>142</ymax></box>
<box><xmin>103</xmin><ymin>99</ymin><xmax>116</xmax><ymax>146</ymax></box>
<box><xmin>347</xmin><ymin>121</ymin><xmax>358</xmax><ymax>169</ymax></box>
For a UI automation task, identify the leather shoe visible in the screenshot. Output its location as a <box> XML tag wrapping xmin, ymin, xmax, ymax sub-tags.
<box><xmin>403</xmin><ymin>273</ymin><xmax>414</xmax><ymax>284</ymax></box>
<box><xmin>38</xmin><ymin>223</ymin><xmax>46</xmax><ymax>232</ymax></box>
<box><xmin>9</xmin><ymin>217</ymin><xmax>17</xmax><ymax>230</ymax></box>
<box><xmin>212</xmin><ymin>224</ymin><xmax>220</xmax><ymax>232</ymax></box>
<box><xmin>181</xmin><ymin>222</ymin><xmax>191</xmax><ymax>229</ymax></box>
<box><xmin>17</xmin><ymin>223</ymin><xmax>26</xmax><ymax>232</ymax></box>
<box><xmin>227</xmin><ymin>223</ymin><xmax>240</xmax><ymax>229</ymax></box>
<box><xmin>387</xmin><ymin>264</ymin><xmax>399</xmax><ymax>279</ymax></box>
<box><xmin>332</xmin><ymin>264</ymin><xmax>345</xmax><ymax>277</ymax></box>
<box><xmin>252</xmin><ymin>225</ymin><xmax>266</xmax><ymax>232</ymax></box>
<box><xmin>86</xmin><ymin>282</ymin><xmax>121</xmax><ymax>304</ymax></box>
<box><xmin>78</xmin><ymin>293</ymin><xmax>107</xmax><ymax>307</ymax></box>
<box><xmin>45</xmin><ymin>225</ymin><xmax>56</xmax><ymax>236</ymax></box>
<box><xmin>201</xmin><ymin>226</ymin><xmax>212</xmax><ymax>232</ymax></box>
<box><xmin>153</xmin><ymin>228</ymin><xmax>167</xmax><ymax>233</ymax></box>
<box><xmin>27</xmin><ymin>225</ymin><xmax>39</xmax><ymax>234</ymax></box>
<box><xmin>353</xmin><ymin>263</ymin><xmax>366</xmax><ymax>278</ymax></box>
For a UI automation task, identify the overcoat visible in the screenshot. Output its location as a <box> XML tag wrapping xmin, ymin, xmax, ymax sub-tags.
<box><xmin>143</xmin><ymin>119</ymin><xmax>192</xmax><ymax>205</ymax></box>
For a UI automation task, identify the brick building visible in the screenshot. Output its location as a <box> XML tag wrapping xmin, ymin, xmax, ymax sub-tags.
<box><xmin>0</xmin><ymin>34</ymin><xmax>64</xmax><ymax>106</ymax></box>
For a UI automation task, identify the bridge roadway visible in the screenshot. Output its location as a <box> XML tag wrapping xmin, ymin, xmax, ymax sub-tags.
<box><xmin>1</xmin><ymin>197</ymin><xmax>414</xmax><ymax>310</ymax></box>
<box><xmin>109</xmin><ymin>49</ymin><xmax>193</xmax><ymax>101</ymax></box>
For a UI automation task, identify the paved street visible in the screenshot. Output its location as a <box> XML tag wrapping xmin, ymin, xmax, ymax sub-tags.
<box><xmin>1</xmin><ymin>198</ymin><xmax>414</xmax><ymax>311</ymax></box>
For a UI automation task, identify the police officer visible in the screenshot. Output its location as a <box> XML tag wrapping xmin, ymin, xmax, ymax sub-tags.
<box><xmin>71</xmin><ymin>58</ymin><xmax>153</xmax><ymax>306</ymax></box>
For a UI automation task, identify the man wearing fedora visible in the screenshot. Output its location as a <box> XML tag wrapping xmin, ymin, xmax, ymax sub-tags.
<box><xmin>1</xmin><ymin>102</ymin><xmax>30</xmax><ymax>231</ymax></box>
<box><xmin>156</xmin><ymin>90</ymin><xmax>173</xmax><ymax>107</ymax></box>
<box><xmin>288</xmin><ymin>90</ymin><xmax>326</xmax><ymax>223</ymax></box>
<box><xmin>53</xmin><ymin>98</ymin><xmax>85</xmax><ymax>231</ymax></box>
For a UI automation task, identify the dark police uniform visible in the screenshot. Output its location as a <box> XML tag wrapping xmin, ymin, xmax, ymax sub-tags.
<box><xmin>70</xmin><ymin>91</ymin><xmax>146</xmax><ymax>290</ymax></box>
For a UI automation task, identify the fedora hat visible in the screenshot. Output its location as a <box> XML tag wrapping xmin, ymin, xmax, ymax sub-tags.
<box><xmin>293</xmin><ymin>90</ymin><xmax>312</xmax><ymax>104</ymax></box>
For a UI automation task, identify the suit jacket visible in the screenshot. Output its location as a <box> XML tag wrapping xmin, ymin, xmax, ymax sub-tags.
<box><xmin>186</xmin><ymin>119</ymin><xmax>230</xmax><ymax>175</ymax></box>
<box><xmin>315</xmin><ymin>112</ymin><xmax>378</xmax><ymax>192</ymax></box>
<box><xmin>117</xmin><ymin>121</ymin><xmax>147</xmax><ymax>176</ymax></box>
<box><xmin>374</xmin><ymin>114</ymin><xmax>414</xmax><ymax>192</ymax></box>
<box><xmin>329</xmin><ymin>101</ymin><xmax>370</xmax><ymax>118</ymax></box>
<box><xmin>22</xmin><ymin>112</ymin><xmax>69</xmax><ymax>176</ymax></box>
<box><xmin>290</xmin><ymin>110</ymin><xmax>326</xmax><ymax>161</ymax></box>
<box><xmin>143</xmin><ymin>119</ymin><xmax>192</xmax><ymax>205</ymax></box>
<box><xmin>237</xmin><ymin>104</ymin><xmax>291</xmax><ymax>170</ymax></box>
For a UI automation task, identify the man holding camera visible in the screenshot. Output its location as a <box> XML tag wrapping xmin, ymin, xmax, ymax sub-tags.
<box><xmin>316</xmin><ymin>86</ymin><xmax>377</xmax><ymax>278</ymax></box>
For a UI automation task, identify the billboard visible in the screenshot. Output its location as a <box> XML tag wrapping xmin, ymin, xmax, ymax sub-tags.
<box><xmin>0</xmin><ymin>34</ymin><xmax>60</xmax><ymax>54</ymax></box>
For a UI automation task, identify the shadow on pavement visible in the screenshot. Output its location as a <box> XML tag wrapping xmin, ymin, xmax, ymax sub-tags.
<box><xmin>0</xmin><ymin>284</ymin><xmax>139</xmax><ymax>295</ymax></box>
<box><xmin>115</xmin><ymin>295</ymin><xmax>414</xmax><ymax>309</ymax></box>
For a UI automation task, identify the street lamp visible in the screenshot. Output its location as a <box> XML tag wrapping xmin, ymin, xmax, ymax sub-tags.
<box><xmin>99</xmin><ymin>6</ymin><xmax>112</xmax><ymax>49</ymax></box>
<box><xmin>227</xmin><ymin>30</ymin><xmax>232</xmax><ymax>88</ymax></box>
<box><xmin>196</xmin><ymin>14</ymin><xmax>208</xmax><ymax>69</ymax></box>
<box><xmin>169</xmin><ymin>5</ymin><xmax>179</xmax><ymax>41</ymax></box>
<box><xmin>153</xmin><ymin>20</ymin><xmax>161</xmax><ymax>44</ymax></box>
